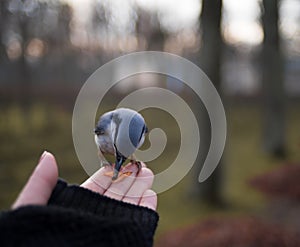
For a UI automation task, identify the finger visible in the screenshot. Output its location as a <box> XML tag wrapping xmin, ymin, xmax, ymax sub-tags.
<box><xmin>81</xmin><ymin>166</ymin><xmax>113</xmax><ymax>194</ymax></box>
<box><xmin>139</xmin><ymin>189</ymin><xmax>157</xmax><ymax>211</ymax></box>
<box><xmin>122</xmin><ymin>168</ymin><xmax>154</xmax><ymax>205</ymax></box>
<box><xmin>104</xmin><ymin>163</ymin><xmax>138</xmax><ymax>201</ymax></box>
<box><xmin>12</xmin><ymin>151</ymin><xmax>58</xmax><ymax>209</ymax></box>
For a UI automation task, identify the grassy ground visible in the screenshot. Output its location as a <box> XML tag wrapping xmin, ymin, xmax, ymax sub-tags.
<box><xmin>0</xmin><ymin>102</ymin><xmax>299</xmax><ymax>240</ymax></box>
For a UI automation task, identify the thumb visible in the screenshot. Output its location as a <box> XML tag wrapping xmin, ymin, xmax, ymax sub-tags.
<box><xmin>12</xmin><ymin>151</ymin><xmax>58</xmax><ymax>209</ymax></box>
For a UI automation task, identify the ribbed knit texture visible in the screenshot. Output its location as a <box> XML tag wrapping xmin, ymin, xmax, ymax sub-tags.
<box><xmin>0</xmin><ymin>179</ymin><xmax>159</xmax><ymax>247</ymax></box>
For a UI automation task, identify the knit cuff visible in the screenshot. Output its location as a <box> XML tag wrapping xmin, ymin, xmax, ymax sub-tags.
<box><xmin>48</xmin><ymin>179</ymin><xmax>159</xmax><ymax>237</ymax></box>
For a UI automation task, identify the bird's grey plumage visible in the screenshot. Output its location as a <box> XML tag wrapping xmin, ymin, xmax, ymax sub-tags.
<box><xmin>94</xmin><ymin>112</ymin><xmax>115</xmax><ymax>155</ymax></box>
<box><xmin>95</xmin><ymin>111</ymin><xmax>113</xmax><ymax>135</ymax></box>
<box><xmin>94</xmin><ymin>108</ymin><xmax>147</xmax><ymax>180</ymax></box>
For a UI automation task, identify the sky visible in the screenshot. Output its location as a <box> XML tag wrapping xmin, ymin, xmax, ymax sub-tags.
<box><xmin>65</xmin><ymin>0</ymin><xmax>300</xmax><ymax>46</ymax></box>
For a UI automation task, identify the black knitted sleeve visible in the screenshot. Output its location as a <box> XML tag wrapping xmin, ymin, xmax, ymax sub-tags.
<box><xmin>0</xmin><ymin>179</ymin><xmax>159</xmax><ymax>247</ymax></box>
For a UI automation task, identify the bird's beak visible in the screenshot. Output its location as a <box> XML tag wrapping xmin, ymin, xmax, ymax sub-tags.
<box><xmin>113</xmin><ymin>150</ymin><xmax>127</xmax><ymax>180</ymax></box>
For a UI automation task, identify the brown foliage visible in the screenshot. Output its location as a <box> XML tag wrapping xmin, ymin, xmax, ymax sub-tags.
<box><xmin>250</xmin><ymin>164</ymin><xmax>300</xmax><ymax>202</ymax></box>
<box><xmin>156</xmin><ymin>217</ymin><xmax>300</xmax><ymax>247</ymax></box>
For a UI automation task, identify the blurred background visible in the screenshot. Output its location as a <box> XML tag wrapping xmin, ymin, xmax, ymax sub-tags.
<box><xmin>1</xmin><ymin>0</ymin><xmax>300</xmax><ymax>246</ymax></box>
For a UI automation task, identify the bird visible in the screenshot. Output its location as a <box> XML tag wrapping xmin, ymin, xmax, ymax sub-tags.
<box><xmin>94</xmin><ymin>108</ymin><xmax>148</xmax><ymax>181</ymax></box>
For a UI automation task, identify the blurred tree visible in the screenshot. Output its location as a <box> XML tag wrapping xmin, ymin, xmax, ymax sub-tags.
<box><xmin>261</xmin><ymin>0</ymin><xmax>286</xmax><ymax>158</ymax></box>
<box><xmin>2</xmin><ymin>0</ymin><xmax>74</xmax><ymax>104</ymax></box>
<box><xmin>57</xmin><ymin>3</ymin><xmax>72</xmax><ymax>47</ymax></box>
<box><xmin>192</xmin><ymin>0</ymin><xmax>223</xmax><ymax>205</ymax></box>
<box><xmin>136</xmin><ymin>9</ymin><xmax>166</xmax><ymax>51</ymax></box>
<box><xmin>199</xmin><ymin>0</ymin><xmax>222</xmax><ymax>78</ymax></box>
<box><xmin>13</xmin><ymin>0</ymin><xmax>38</xmax><ymax>108</ymax></box>
<box><xmin>40</xmin><ymin>2</ymin><xmax>72</xmax><ymax>51</ymax></box>
<box><xmin>90</xmin><ymin>1</ymin><xmax>109</xmax><ymax>49</ymax></box>
<box><xmin>0</xmin><ymin>0</ymin><xmax>9</xmax><ymax>62</ymax></box>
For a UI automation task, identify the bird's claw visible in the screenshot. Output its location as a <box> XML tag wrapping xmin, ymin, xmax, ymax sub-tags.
<box><xmin>104</xmin><ymin>171</ymin><xmax>129</xmax><ymax>183</ymax></box>
<box><xmin>130</xmin><ymin>160</ymin><xmax>142</xmax><ymax>174</ymax></box>
<box><xmin>104</xmin><ymin>170</ymin><xmax>133</xmax><ymax>183</ymax></box>
<box><xmin>103</xmin><ymin>162</ymin><xmax>141</xmax><ymax>183</ymax></box>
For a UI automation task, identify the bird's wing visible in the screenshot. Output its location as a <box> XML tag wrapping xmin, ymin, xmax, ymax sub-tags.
<box><xmin>128</xmin><ymin>114</ymin><xmax>146</xmax><ymax>148</ymax></box>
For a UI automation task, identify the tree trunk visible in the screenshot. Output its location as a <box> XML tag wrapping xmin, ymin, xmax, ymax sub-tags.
<box><xmin>261</xmin><ymin>0</ymin><xmax>286</xmax><ymax>158</ymax></box>
<box><xmin>18</xmin><ymin>14</ymin><xmax>32</xmax><ymax>110</ymax></box>
<box><xmin>0</xmin><ymin>0</ymin><xmax>8</xmax><ymax>62</ymax></box>
<box><xmin>191</xmin><ymin>0</ymin><xmax>224</xmax><ymax>205</ymax></box>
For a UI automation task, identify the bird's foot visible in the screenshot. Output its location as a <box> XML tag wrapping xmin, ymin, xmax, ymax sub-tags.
<box><xmin>130</xmin><ymin>160</ymin><xmax>142</xmax><ymax>175</ymax></box>
<box><xmin>103</xmin><ymin>163</ymin><xmax>140</xmax><ymax>183</ymax></box>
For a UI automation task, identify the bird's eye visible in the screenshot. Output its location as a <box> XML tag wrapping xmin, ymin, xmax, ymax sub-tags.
<box><xmin>94</xmin><ymin>128</ymin><xmax>104</xmax><ymax>135</ymax></box>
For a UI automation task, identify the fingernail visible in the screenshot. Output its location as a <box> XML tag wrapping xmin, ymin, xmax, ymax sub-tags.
<box><xmin>38</xmin><ymin>151</ymin><xmax>48</xmax><ymax>163</ymax></box>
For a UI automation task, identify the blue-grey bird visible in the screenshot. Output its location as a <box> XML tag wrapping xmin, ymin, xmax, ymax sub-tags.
<box><xmin>94</xmin><ymin>108</ymin><xmax>148</xmax><ymax>180</ymax></box>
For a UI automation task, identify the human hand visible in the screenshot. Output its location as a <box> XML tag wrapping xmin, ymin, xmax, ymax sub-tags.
<box><xmin>12</xmin><ymin>151</ymin><xmax>157</xmax><ymax>211</ymax></box>
<box><xmin>12</xmin><ymin>151</ymin><xmax>58</xmax><ymax>209</ymax></box>
<box><xmin>81</xmin><ymin>163</ymin><xmax>157</xmax><ymax>210</ymax></box>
